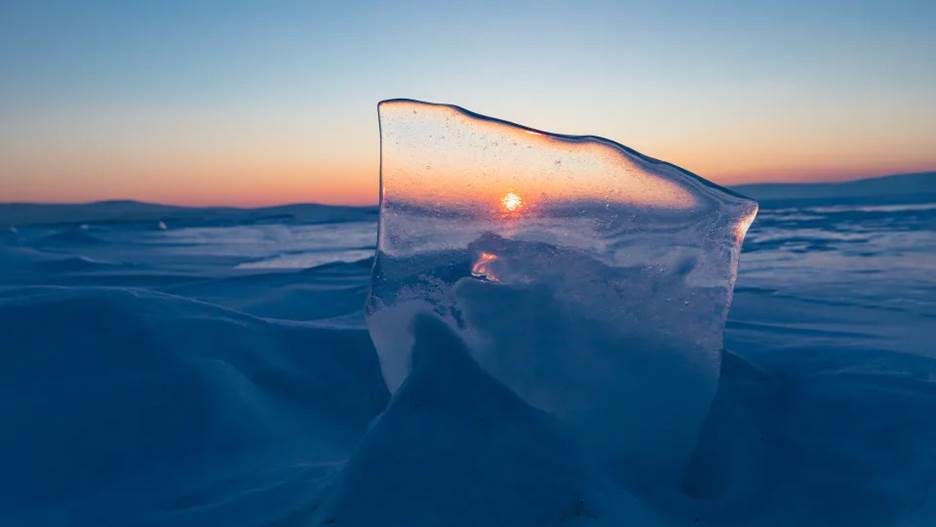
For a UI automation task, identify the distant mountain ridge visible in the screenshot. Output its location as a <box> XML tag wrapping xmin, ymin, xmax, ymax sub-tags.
<box><xmin>0</xmin><ymin>201</ymin><xmax>377</xmax><ymax>228</ymax></box>
<box><xmin>732</xmin><ymin>172</ymin><xmax>936</xmax><ymax>207</ymax></box>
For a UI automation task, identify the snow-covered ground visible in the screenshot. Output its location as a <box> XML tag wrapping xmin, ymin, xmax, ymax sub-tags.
<box><xmin>1</xmin><ymin>195</ymin><xmax>935</xmax><ymax>526</ymax></box>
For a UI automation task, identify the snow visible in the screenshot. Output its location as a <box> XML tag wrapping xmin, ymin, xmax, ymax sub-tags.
<box><xmin>1</xmin><ymin>191</ymin><xmax>935</xmax><ymax>524</ymax></box>
<box><xmin>0</xmin><ymin>286</ymin><xmax>387</xmax><ymax>526</ymax></box>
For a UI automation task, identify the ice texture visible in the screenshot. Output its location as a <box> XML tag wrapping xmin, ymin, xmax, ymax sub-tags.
<box><xmin>367</xmin><ymin>99</ymin><xmax>758</xmax><ymax>481</ymax></box>
<box><xmin>3</xmin><ymin>191</ymin><xmax>936</xmax><ymax>525</ymax></box>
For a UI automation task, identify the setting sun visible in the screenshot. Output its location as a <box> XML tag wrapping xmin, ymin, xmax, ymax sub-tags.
<box><xmin>502</xmin><ymin>192</ymin><xmax>523</xmax><ymax>212</ymax></box>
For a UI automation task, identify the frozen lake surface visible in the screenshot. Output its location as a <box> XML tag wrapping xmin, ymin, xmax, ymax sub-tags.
<box><xmin>1</xmin><ymin>194</ymin><xmax>934</xmax><ymax>526</ymax></box>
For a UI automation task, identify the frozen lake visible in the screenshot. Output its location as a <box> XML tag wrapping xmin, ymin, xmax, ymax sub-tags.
<box><xmin>1</xmin><ymin>195</ymin><xmax>934</xmax><ymax>526</ymax></box>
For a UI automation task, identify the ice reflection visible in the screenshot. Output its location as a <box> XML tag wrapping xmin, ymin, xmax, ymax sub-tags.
<box><xmin>470</xmin><ymin>251</ymin><xmax>499</xmax><ymax>282</ymax></box>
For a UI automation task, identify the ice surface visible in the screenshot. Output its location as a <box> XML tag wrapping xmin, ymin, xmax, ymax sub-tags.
<box><xmin>2</xmin><ymin>192</ymin><xmax>936</xmax><ymax>525</ymax></box>
<box><xmin>367</xmin><ymin>99</ymin><xmax>758</xmax><ymax>482</ymax></box>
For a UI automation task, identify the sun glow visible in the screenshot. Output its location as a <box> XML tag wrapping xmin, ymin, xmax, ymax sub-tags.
<box><xmin>502</xmin><ymin>192</ymin><xmax>523</xmax><ymax>212</ymax></box>
<box><xmin>471</xmin><ymin>251</ymin><xmax>499</xmax><ymax>282</ymax></box>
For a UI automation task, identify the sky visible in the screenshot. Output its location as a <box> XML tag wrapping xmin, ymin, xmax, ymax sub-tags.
<box><xmin>1</xmin><ymin>0</ymin><xmax>934</xmax><ymax>206</ymax></box>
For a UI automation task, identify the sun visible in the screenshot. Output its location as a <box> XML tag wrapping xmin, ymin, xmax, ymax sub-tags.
<box><xmin>501</xmin><ymin>192</ymin><xmax>523</xmax><ymax>212</ymax></box>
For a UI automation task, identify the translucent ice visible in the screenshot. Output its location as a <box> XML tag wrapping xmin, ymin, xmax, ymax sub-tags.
<box><xmin>367</xmin><ymin>99</ymin><xmax>757</xmax><ymax>481</ymax></box>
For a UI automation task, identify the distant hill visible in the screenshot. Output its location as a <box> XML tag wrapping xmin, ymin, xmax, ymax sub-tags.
<box><xmin>732</xmin><ymin>172</ymin><xmax>936</xmax><ymax>207</ymax></box>
<box><xmin>0</xmin><ymin>200</ymin><xmax>377</xmax><ymax>228</ymax></box>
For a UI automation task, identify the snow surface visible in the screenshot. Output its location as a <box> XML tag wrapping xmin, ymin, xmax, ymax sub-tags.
<box><xmin>1</xmin><ymin>195</ymin><xmax>935</xmax><ymax>526</ymax></box>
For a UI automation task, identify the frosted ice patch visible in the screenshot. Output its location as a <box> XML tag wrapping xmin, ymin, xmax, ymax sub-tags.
<box><xmin>235</xmin><ymin>249</ymin><xmax>374</xmax><ymax>270</ymax></box>
<box><xmin>367</xmin><ymin>99</ymin><xmax>757</xmax><ymax>482</ymax></box>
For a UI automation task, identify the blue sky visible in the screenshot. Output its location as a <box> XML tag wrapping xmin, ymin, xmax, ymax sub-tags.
<box><xmin>1</xmin><ymin>0</ymin><xmax>934</xmax><ymax>205</ymax></box>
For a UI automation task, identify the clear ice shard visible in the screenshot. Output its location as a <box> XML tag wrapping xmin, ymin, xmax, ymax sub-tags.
<box><xmin>366</xmin><ymin>99</ymin><xmax>758</xmax><ymax>480</ymax></box>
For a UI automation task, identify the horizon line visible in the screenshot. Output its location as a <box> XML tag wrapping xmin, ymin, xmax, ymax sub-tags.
<box><xmin>2</xmin><ymin>170</ymin><xmax>933</xmax><ymax>209</ymax></box>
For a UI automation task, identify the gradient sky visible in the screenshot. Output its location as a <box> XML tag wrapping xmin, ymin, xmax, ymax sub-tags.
<box><xmin>1</xmin><ymin>0</ymin><xmax>934</xmax><ymax>206</ymax></box>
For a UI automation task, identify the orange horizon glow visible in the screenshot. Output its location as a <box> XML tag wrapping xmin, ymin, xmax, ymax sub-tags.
<box><xmin>3</xmin><ymin>96</ymin><xmax>935</xmax><ymax>208</ymax></box>
<box><xmin>5</xmin><ymin>108</ymin><xmax>933</xmax><ymax>208</ymax></box>
<box><xmin>3</xmin><ymin>163</ymin><xmax>935</xmax><ymax>208</ymax></box>
<box><xmin>3</xmin><ymin>148</ymin><xmax>935</xmax><ymax>208</ymax></box>
<box><xmin>2</xmin><ymin>102</ymin><xmax>934</xmax><ymax>208</ymax></box>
